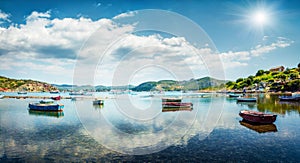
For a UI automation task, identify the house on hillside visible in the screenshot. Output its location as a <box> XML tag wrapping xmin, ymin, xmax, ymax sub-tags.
<box><xmin>269</xmin><ymin>66</ymin><xmax>285</xmax><ymax>72</ymax></box>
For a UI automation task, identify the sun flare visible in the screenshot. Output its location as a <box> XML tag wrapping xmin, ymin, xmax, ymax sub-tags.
<box><xmin>252</xmin><ymin>10</ymin><xmax>268</xmax><ymax>26</ymax></box>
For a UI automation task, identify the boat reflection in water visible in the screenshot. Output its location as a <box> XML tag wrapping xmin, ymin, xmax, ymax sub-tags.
<box><xmin>239</xmin><ymin>120</ymin><xmax>277</xmax><ymax>133</ymax></box>
<box><xmin>237</xmin><ymin>101</ymin><xmax>257</xmax><ymax>109</ymax></box>
<box><xmin>93</xmin><ymin>104</ymin><xmax>104</xmax><ymax>109</ymax></box>
<box><xmin>162</xmin><ymin>107</ymin><xmax>193</xmax><ymax>112</ymax></box>
<box><xmin>28</xmin><ymin>110</ymin><xmax>64</xmax><ymax>118</ymax></box>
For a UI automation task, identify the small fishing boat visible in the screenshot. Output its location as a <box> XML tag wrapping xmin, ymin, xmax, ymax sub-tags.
<box><xmin>50</xmin><ymin>90</ymin><xmax>60</xmax><ymax>94</ymax></box>
<box><xmin>239</xmin><ymin>110</ymin><xmax>277</xmax><ymax>124</ymax></box>
<box><xmin>162</xmin><ymin>98</ymin><xmax>182</xmax><ymax>102</ymax></box>
<box><xmin>162</xmin><ymin>102</ymin><xmax>193</xmax><ymax>107</ymax></box>
<box><xmin>28</xmin><ymin>99</ymin><xmax>64</xmax><ymax>112</ymax></box>
<box><xmin>229</xmin><ymin>94</ymin><xmax>242</xmax><ymax>98</ymax></box>
<box><xmin>69</xmin><ymin>92</ymin><xmax>85</xmax><ymax>95</ymax></box>
<box><xmin>279</xmin><ymin>95</ymin><xmax>300</xmax><ymax>102</ymax></box>
<box><xmin>18</xmin><ymin>91</ymin><xmax>27</xmax><ymax>95</ymax></box>
<box><xmin>51</xmin><ymin>96</ymin><xmax>61</xmax><ymax>100</ymax></box>
<box><xmin>237</xmin><ymin>97</ymin><xmax>257</xmax><ymax>102</ymax></box>
<box><xmin>0</xmin><ymin>94</ymin><xmax>4</xmax><ymax>99</ymax></box>
<box><xmin>93</xmin><ymin>99</ymin><xmax>104</xmax><ymax>105</ymax></box>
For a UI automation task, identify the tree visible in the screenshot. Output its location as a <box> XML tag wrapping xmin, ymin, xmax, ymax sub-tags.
<box><xmin>236</xmin><ymin>78</ymin><xmax>244</xmax><ymax>83</ymax></box>
<box><xmin>298</xmin><ymin>63</ymin><xmax>300</xmax><ymax>69</ymax></box>
<box><xmin>256</xmin><ymin>70</ymin><xmax>264</xmax><ymax>76</ymax></box>
<box><xmin>290</xmin><ymin>73</ymin><xmax>298</xmax><ymax>80</ymax></box>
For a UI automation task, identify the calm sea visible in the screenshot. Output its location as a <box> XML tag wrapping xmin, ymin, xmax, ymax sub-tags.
<box><xmin>0</xmin><ymin>92</ymin><xmax>299</xmax><ymax>162</ymax></box>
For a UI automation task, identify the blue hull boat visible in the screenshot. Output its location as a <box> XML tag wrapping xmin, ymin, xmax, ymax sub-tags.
<box><xmin>29</xmin><ymin>100</ymin><xmax>64</xmax><ymax>111</ymax></box>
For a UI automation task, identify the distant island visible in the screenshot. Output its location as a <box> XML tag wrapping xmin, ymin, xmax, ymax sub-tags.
<box><xmin>0</xmin><ymin>63</ymin><xmax>299</xmax><ymax>93</ymax></box>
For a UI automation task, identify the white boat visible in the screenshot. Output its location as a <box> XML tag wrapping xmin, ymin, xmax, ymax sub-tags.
<box><xmin>0</xmin><ymin>94</ymin><xmax>4</xmax><ymax>99</ymax></box>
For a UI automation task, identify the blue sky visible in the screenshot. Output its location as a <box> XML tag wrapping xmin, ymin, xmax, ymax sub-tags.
<box><xmin>0</xmin><ymin>0</ymin><xmax>299</xmax><ymax>85</ymax></box>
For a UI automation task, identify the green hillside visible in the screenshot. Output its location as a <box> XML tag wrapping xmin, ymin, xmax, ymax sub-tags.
<box><xmin>226</xmin><ymin>64</ymin><xmax>300</xmax><ymax>92</ymax></box>
<box><xmin>0</xmin><ymin>76</ymin><xmax>57</xmax><ymax>92</ymax></box>
<box><xmin>131</xmin><ymin>77</ymin><xmax>227</xmax><ymax>91</ymax></box>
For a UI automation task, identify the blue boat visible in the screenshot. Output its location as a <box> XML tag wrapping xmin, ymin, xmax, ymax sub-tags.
<box><xmin>28</xmin><ymin>100</ymin><xmax>64</xmax><ymax>111</ymax></box>
<box><xmin>279</xmin><ymin>95</ymin><xmax>300</xmax><ymax>102</ymax></box>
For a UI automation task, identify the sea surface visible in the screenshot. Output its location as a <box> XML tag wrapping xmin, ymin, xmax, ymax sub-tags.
<box><xmin>0</xmin><ymin>92</ymin><xmax>299</xmax><ymax>162</ymax></box>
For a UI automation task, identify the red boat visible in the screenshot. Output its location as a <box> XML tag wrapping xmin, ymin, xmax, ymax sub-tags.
<box><xmin>239</xmin><ymin>110</ymin><xmax>277</xmax><ymax>124</ymax></box>
<box><xmin>162</xmin><ymin>102</ymin><xmax>193</xmax><ymax>108</ymax></box>
<box><xmin>51</xmin><ymin>96</ymin><xmax>61</xmax><ymax>100</ymax></box>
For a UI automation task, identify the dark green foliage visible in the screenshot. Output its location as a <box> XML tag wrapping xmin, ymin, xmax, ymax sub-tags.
<box><xmin>255</xmin><ymin>70</ymin><xmax>264</xmax><ymax>76</ymax></box>
<box><xmin>131</xmin><ymin>82</ymin><xmax>157</xmax><ymax>91</ymax></box>
<box><xmin>236</xmin><ymin>78</ymin><xmax>244</xmax><ymax>83</ymax></box>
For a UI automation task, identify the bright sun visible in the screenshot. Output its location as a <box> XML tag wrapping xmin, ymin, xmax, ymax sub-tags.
<box><xmin>251</xmin><ymin>10</ymin><xmax>269</xmax><ymax>26</ymax></box>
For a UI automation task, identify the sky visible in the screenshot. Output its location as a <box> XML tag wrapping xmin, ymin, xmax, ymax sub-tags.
<box><xmin>0</xmin><ymin>0</ymin><xmax>299</xmax><ymax>86</ymax></box>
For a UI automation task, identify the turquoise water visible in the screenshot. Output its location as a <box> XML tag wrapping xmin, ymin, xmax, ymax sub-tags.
<box><xmin>0</xmin><ymin>93</ymin><xmax>299</xmax><ymax>162</ymax></box>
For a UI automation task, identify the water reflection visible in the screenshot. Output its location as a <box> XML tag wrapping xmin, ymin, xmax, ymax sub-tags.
<box><xmin>257</xmin><ymin>95</ymin><xmax>300</xmax><ymax>115</ymax></box>
<box><xmin>28</xmin><ymin>110</ymin><xmax>64</xmax><ymax>118</ymax></box>
<box><xmin>162</xmin><ymin>107</ymin><xmax>193</xmax><ymax>112</ymax></box>
<box><xmin>239</xmin><ymin>120</ymin><xmax>278</xmax><ymax>133</ymax></box>
<box><xmin>236</xmin><ymin>101</ymin><xmax>257</xmax><ymax>109</ymax></box>
<box><xmin>93</xmin><ymin>104</ymin><xmax>104</xmax><ymax>109</ymax></box>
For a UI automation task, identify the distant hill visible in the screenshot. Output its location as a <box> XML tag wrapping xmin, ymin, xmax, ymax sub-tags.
<box><xmin>131</xmin><ymin>77</ymin><xmax>227</xmax><ymax>91</ymax></box>
<box><xmin>54</xmin><ymin>84</ymin><xmax>135</xmax><ymax>92</ymax></box>
<box><xmin>0</xmin><ymin>76</ymin><xmax>57</xmax><ymax>92</ymax></box>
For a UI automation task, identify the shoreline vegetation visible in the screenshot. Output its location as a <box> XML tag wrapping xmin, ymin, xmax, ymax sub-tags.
<box><xmin>0</xmin><ymin>64</ymin><xmax>299</xmax><ymax>93</ymax></box>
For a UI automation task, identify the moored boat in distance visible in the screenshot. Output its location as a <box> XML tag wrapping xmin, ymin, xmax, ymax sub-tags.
<box><xmin>279</xmin><ymin>95</ymin><xmax>300</xmax><ymax>102</ymax></box>
<box><xmin>237</xmin><ymin>97</ymin><xmax>257</xmax><ymax>102</ymax></box>
<box><xmin>51</xmin><ymin>96</ymin><xmax>61</xmax><ymax>100</ymax></box>
<box><xmin>93</xmin><ymin>99</ymin><xmax>104</xmax><ymax>105</ymax></box>
<box><xmin>229</xmin><ymin>93</ymin><xmax>242</xmax><ymax>98</ymax></box>
<box><xmin>18</xmin><ymin>91</ymin><xmax>27</xmax><ymax>95</ymax></box>
<box><xmin>162</xmin><ymin>98</ymin><xmax>182</xmax><ymax>102</ymax></box>
<box><xmin>28</xmin><ymin>99</ymin><xmax>64</xmax><ymax>112</ymax></box>
<box><xmin>69</xmin><ymin>92</ymin><xmax>85</xmax><ymax>95</ymax></box>
<box><xmin>50</xmin><ymin>90</ymin><xmax>60</xmax><ymax>94</ymax></box>
<box><xmin>239</xmin><ymin>110</ymin><xmax>277</xmax><ymax>124</ymax></box>
<box><xmin>0</xmin><ymin>94</ymin><xmax>4</xmax><ymax>99</ymax></box>
<box><xmin>162</xmin><ymin>102</ymin><xmax>193</xmax><ymax>108</ymax></box>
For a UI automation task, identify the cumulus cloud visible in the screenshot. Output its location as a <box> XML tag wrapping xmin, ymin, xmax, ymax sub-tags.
<box><xmin>220</xmin><ymin>36</ymin><xmax>293</xmax><ymax>69</ymax></box>
<box><xmin>0</xmin><ymin>10</ymin><xmax>294</xmax><ymax>85</ymax></box>
<box><xmin>113</xmin><ymin>11</ymin><xmax>138</xmax><ymax>20</ymax></box>
<box><xmin>0</xmin><ymin>10</ymin><xmax>10</xmax><ymax>23</ymax></box>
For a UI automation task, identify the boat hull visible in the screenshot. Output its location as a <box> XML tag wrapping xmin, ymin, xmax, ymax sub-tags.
<box><xmin>229</xmin><ymin>94</ymin><xmax>242</xmax><ymax>98</ymax></box>
<box><xmin>237</xmin><ymin>97</ymin><xmax>257</xmax><ymax>102</ymax></box>
<box><xmin>239</xmin><ymin>110</ymin><xmax>277</xmax><ymax>124</ymax></box>
<box><xmin>28</xmin><ymin>103</ymin><xmax>64</xmax><ymax>112</ymax></box>
<box><xmin>162</xmin><ymin>98</ymin><xmax>182</xmax><ymax>102</ymax></box>
<box><xmin>279</xmin><ymin>96</ymin><xmax>300</xmax><ymax>102</ymax></box>
<box><xmin>93</xmin><ymin>100</ymin><xmax>104</xmax><ymax>105</ymax></box>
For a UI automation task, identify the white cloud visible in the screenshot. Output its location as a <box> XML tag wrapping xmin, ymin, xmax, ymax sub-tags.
<box><xmin>250</xmin><ymin>37</ymin><xmax>293</xmax><ymax>56</ymax></box>
<box><xmin>113</xmin><ymin>11</ymin><xmax>138</xmax><ymax>20</ymax></box>
<box><xmin>220</xmin><ymin>37</ymin><xmax>293</xmax><ymax>69</ymax></box>
<box><xmin>26</xmin><ymin>11</ymin><xmax>51</xmax><ymax>21</ymax></box>
<box><xmin>0</xmin><ymin>10</ymin><xmax>294</xmax><ymax>85</ymax></box>
<box><xmin>0</xmin><ymin>10</ymin><xmax>10</xmax><ymax>23</ymax></box>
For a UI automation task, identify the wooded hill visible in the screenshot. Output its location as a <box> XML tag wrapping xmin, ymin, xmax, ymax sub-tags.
<box><xmin>131</xmin><ymin>77</ymin><xmax>227</xmax><ymax>91</ymax></box>
<box><xmin>0</xmin><ymin>76</ymin><xmax>57</xmax><ymax>92</ymax></box>
<box><xmin>226</xmin><ymin>64</ymin><xmax>300</xmax><ymax>92</ymax></box>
